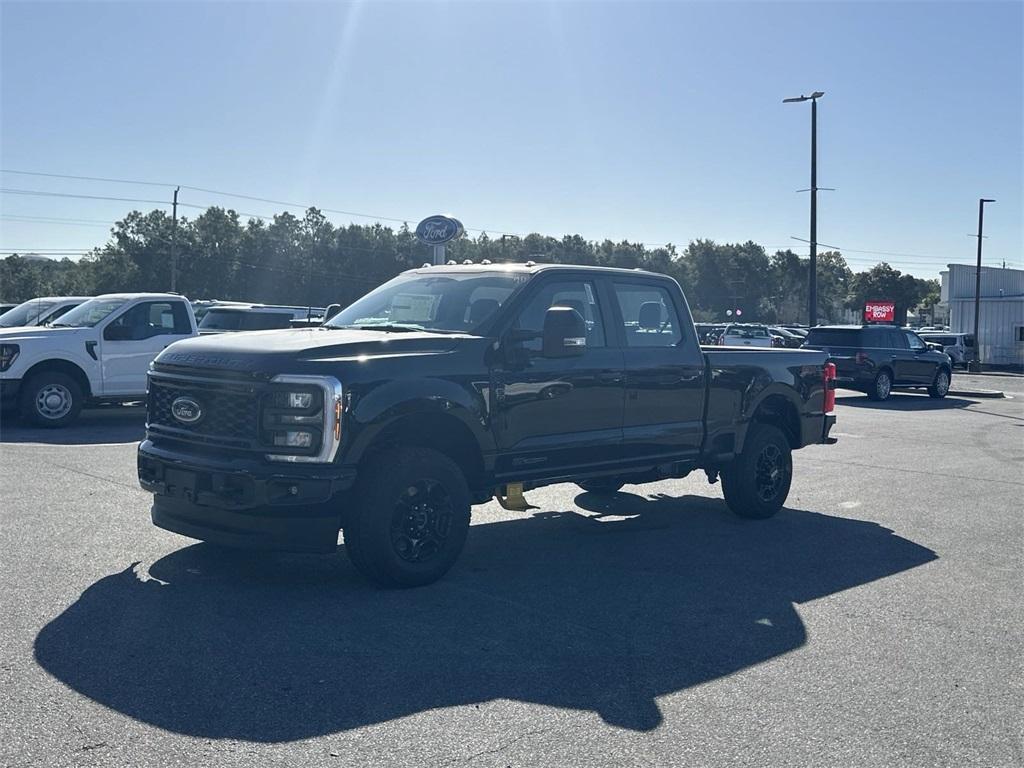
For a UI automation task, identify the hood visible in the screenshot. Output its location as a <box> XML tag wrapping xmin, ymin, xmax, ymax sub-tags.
<box><xmin>0</xmin><ymin>326</ymin><xmax>89</xmax><ymax>343</ymax></box>
<box><xmin>155</xmin><ymin>327</ymin><xmax>474</xmax><ymax>374</ymax></box>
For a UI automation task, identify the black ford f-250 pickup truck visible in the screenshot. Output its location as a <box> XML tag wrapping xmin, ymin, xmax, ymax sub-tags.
<box><xmin>138</xmin><ymin>264</ymin><xmax>837</xmax><ymax>587</ymax></box>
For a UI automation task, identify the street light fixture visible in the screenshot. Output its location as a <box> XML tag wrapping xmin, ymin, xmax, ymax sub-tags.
<box><xmin>970</xmin><ymin>198</ymin><xmax>996</xmax><ymax>372</ymax></box>
<box><xmin>784</xmin><ymin>90</ymin><xmax>825</xmax><ymax>326</ymax></box>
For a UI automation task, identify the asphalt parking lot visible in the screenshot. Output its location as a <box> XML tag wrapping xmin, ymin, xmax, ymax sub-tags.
<box><xmin>2</xmin><ymin>373</ymin><xmax>1022</xmax><ymax>768</ymax></box>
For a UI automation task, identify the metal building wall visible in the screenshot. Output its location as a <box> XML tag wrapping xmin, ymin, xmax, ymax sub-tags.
<box><xmin>946</xmin><ymin>264</ymin><xmax>1024</xmax><ymax>300</ymax></box>
<box><xmin>950</xmin><ymin>297</ymin><xmax>1024</xmax><ymax>366</ymax></box>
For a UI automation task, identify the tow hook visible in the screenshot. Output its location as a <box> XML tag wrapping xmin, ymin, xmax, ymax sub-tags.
<box><xmin>705</xmin><ymin>469</ymin><xmax>719</xmax><ymax>485</ymax></box>
<box><xmin>495</xmin><ymin>482</ymin><xmax>538</xmax><ymax>512</ymax></box>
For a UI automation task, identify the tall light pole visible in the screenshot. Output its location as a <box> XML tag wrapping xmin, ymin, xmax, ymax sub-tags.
<box><xmin>784</xmin><ymin>91</ymin><xmax>825</xmax><ymax>326</ymax></box>
<box><xmin>970</xmin><ymin>198</ymin><xmax>996</xmax><ymax>372</ymax></box>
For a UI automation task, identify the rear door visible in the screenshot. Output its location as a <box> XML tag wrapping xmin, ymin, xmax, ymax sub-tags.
<box><xmin>610</xmin><ymin>279</ymin><xmax>706</xmax><ymax>462</ymax></box>
<box><xmin>100</xmin><ymin>301</ymin><xmax>194</xmax><ymax>394</ymax></box>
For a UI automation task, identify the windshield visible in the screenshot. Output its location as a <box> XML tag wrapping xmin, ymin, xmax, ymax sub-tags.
<box><xmin>0</xmin><ymin>299</ymin><xmax>59</xmax><ymax>327</ymax></box>
<box><xmin>200</xmin><ymin>310</ymin><xmax>293</xmax><ymax>331</ymax></box>
<box><xmin>326</xmin><ymin>271</ymin><xmax>527</xmax><ymax>333</ymax></box>
<box><xmin>52</xmin><ymin>298</ymin><xmax>129</xmax><ymax>328</ymax></box>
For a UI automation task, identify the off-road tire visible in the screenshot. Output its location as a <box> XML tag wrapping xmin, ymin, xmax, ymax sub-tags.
<box><xmin>344</xmin><ymin>446</ymin><xmax>471</xmax><ymax>588</ymax></box>
<box><xmin>19</xmin><ymin>371</ymin><xmax>84</xmax><ymax>428</ymax></box>
<box><xmin>721</xmin><ymin>423</ymin><xmax>792</xmax><ymax>519</ymax></box>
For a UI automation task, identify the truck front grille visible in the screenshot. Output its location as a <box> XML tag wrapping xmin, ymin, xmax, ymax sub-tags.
<box><xmin>147</xmin><ymin>373</ymin><xmax>261</xmax><ymax>449</ymax></box>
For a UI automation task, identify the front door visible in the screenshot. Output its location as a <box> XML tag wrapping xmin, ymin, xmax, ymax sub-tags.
<box><xmin>903</xmin><ymin>330</ymin><xmax>937</xmax><ymax>383</ymax></box>
<box><xmin>100</xmin><ymin>301</ymin><xmax>194</xmax><ymax>395</ymax></box>
<box><xmin>492</xmin><ymin>278</ymin><xmax>624</xmax><ymax>480</ymax></box>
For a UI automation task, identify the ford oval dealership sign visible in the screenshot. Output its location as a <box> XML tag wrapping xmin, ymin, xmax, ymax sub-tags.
<box><xmin>415</xmin><ymin>215</ymin><xmax>464</xmax><ymax>246</ymax></box>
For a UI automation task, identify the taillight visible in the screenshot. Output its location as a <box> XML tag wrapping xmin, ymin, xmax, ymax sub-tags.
<box><xmin>823</xmin><ymin>362</ymin><xmax>836</xmax><ymax>413</ymax></box>
<box><xmin>855</xmin><ymin>351</ymin><xmax>869</xmax><ymax>364</ymax></box>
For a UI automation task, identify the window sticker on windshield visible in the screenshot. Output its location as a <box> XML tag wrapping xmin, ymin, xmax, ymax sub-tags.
<box><xmin>584</xmin><ymin>283</ymin><xmax>595</xmax><ymax>304</ymax></box>
<box><xmin>390</xmin><ymin>293</ymin><xmax>439</xmax><ymax>323</ymax></box>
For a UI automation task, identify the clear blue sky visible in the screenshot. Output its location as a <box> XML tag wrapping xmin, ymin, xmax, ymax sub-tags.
<box><xmin>1</xmin><ymin>1</ymin><xmax>1021</xmax><ymax>277</ymax></box>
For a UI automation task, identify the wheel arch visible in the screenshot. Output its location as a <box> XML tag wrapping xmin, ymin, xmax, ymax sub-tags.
<box><xmin>20</xmin><ymin>358</ymin><xmax>93</xmax><ymax>398</ymax></box>
<box><xmin>350</xmin><ymin>407</ymin><xmax>488</xmax><ymax>491</ymax></box>
<box><xmin>747</xmin><ymin>392</ymin><xmax>801</xmax><ymax>450</ymax></box>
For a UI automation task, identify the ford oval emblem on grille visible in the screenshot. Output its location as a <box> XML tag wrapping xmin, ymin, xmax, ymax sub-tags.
<box><xmin>171</xmin><ymin>396</ymin><xmax>203</xmax><ymax>424</ymax></box>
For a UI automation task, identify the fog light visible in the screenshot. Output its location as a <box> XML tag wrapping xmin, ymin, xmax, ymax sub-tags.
<box><xmin>287</xmin><ymin>392</ymin><xmax>314</xmax><ymax>409</ymax></box>
<box><xmin>273</xmin><ymin>430</ymin><xmax>314</xmax><ymax>448</ymax></box>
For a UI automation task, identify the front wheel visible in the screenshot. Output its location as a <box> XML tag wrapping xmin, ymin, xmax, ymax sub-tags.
<box><xmin>721</xmin><ymin>423</ymin><xmax>792</xmax><ymax>519</ymax></box>
<box><xmin>344</xmin><ymin>446</ymin><xmax>471</xmax><ymax>588</ymax></box>
<box><xmin>928</xmin><ymin>368</ymin><xmax>951</xmax><ymax>399</ymax></box>
<box><xmin>19</xmin><ymin>372</ymin><xmax>84</xmax><ymax>427</ymax></box>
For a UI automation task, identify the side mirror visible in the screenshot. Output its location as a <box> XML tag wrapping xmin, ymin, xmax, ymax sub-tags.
<box><xmin>542</xmin><ymin>306</ymin><xmax>586</xmax><ymax>358</ymax></box>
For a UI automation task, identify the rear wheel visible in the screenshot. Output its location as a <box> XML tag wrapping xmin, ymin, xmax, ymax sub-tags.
<box><xmin>19</xmin><ymin>372</ymin><xmax>84</xmax><ymax>427</ymax></box>
<box><xmin>576</xmin><ymin>477</ymin><xmax>625</xmax><ymax>495</ymax></box>
<box><xmin>721</xmin><ymin>423</ymin><xmax>792</xmax><ymax>519</ymax></box>
<box><xmin>928</xmin><ymin>367</ymin><xmax>951</xmax><ymax>399</ymax></box>
<box><xmin>344</xmin><ymin>446</ymin><xmax>471</xmax><ymax>588</ymax></box>
<box><xmin>867</xmin><ymin>369</ymin><xmax>892</xmax><ymax>401</ymax></box>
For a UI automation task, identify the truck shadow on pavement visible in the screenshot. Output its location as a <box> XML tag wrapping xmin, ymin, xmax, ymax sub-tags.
<box><xmin>0</xmin><ymin>406</ymin><xmax>145</xmax><ymax>444</ymax></box>
<box><xmin>34</xmin><ymin>495</ymin><xmax>936</xmax><ymax>741</ymax></box>
<box><xmin>835</xmin><ymin>393</ymin><xmax>977</xmax><ymax>411</ymax></box>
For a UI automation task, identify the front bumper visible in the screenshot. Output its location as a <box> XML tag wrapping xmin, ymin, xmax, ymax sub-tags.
<box><xmin>138</xmin><ymin>440</ymin><xmax>357</xmax><ymax>553</ymax></box>
<box><xmin>0</xmin><ymin>378</ymin><xmax>21</xmax><ymax>409</ymax></box>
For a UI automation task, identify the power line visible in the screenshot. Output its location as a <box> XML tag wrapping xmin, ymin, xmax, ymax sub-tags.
<box><xmin>1</xmin><ymin>214</ymin><xmax>114</xmax><ymax>227</ymax></box>
<box><xmin>0</xmin><ymin>188</ymin><xmax>173</xmax><ymax>206</ymax></box>
<box><xmin>0</xmin><ymin>168</ymin><xmax>176</xmax><ymax>189</ymax></box>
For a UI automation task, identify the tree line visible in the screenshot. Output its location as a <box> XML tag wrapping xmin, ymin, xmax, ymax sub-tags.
<box><xmin>1</xmin><ymin>206</ymin><xmax>940</xmax><ymax>324</ymax></box>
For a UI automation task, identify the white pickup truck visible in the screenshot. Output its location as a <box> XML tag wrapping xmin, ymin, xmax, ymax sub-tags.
<box><xmin>0</xmin><ymin>293</ymin><xmax>197</xmax><ymax>427</ymax></box>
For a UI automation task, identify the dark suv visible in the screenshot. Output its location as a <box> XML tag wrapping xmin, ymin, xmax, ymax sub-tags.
<box><xmin>803</xmin><ymin>325</ymin><xmax>952</xmax><ymax>401</ymax></box>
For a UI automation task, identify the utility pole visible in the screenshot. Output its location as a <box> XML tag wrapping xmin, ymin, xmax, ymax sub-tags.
<box><xmin>170</xmin><ymin>186</ymin><xmax>180</xmax><ymax>292</ymax></box>
<box><xmin>970</xmin><ymin>198</ymin><xmax>996</xmax><ymax>372</ymax></box>
<box><xmin>783</xmin><ymin>91</ymin><xmax>825</xmax><ymax>326</ymax></box>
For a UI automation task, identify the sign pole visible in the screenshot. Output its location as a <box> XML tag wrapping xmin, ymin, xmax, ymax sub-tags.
<box><xmin>433</xmin><ymin>244</ymin><xmax>445</xmax><ymax>266</ymax></box>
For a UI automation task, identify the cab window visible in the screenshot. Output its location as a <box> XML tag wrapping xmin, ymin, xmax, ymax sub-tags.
<box><xmin>513</xmin><ymin>280</ymin><xmax>606</xmax><ymax>352</ymax></box>
<box><xmin>905</xmin><ymin>331</ymin><xmax>927</xmax><ymax>351</ymax></box>
<box><xmin>105</xmin><ymin>301</ymin><xmax>191</xmax><ymax>340</ymax></box>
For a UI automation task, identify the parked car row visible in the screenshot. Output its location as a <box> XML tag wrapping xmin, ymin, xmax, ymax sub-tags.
<box><xmin>694</xmin><ymin>319</ymin><xmax>956</xmax><ymax>402</ymax></box>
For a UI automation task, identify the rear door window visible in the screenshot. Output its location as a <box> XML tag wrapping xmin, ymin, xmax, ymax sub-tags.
<box><xmin>612</xmin><ymin>283</ymin><xmax>683</xmax><ymax>347</ymax></box>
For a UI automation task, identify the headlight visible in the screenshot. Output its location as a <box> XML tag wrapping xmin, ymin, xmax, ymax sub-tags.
<box><xmin>262</xmin><ymin>375</ymin><xmax>343</xmax><ymax>463</ymax></box>
<box><xmin>0</xmin><ymin>344</ymin><xmax>19</xmax><ymax>372</ymax></box>
<box><xmin>286</xmin><ymin>392</ymin><xmax>314</xmax><ymax>409</ymax></box>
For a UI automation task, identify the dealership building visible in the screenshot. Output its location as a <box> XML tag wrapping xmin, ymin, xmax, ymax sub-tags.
<box><xmin>941</xmin><ymin>264</ymin><xmax>1024</xmax><ymax>369</ymax></box>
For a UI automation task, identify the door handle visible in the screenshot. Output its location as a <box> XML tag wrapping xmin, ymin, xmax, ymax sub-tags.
<box><xmin>597</xmin><ymin>371</ymin><xmax>623</xmax><ymax>383</ymax></box>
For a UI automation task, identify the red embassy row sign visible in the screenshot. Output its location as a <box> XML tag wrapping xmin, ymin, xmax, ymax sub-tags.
<box><xmin>864</xmin><ymin>300</ymin><xmax>895</xmax><ymax>323</ymax></box>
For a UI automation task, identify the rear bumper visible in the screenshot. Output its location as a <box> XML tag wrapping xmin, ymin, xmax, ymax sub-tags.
<box><xmin>138</xmin><ymin>440</ymin><xmax>357</xmax><ymax>553</ymax></box>
<box><xmin>823</xmin><ymin>413</ymin><xmax>837</xmax><ymax>444</ymax></box>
